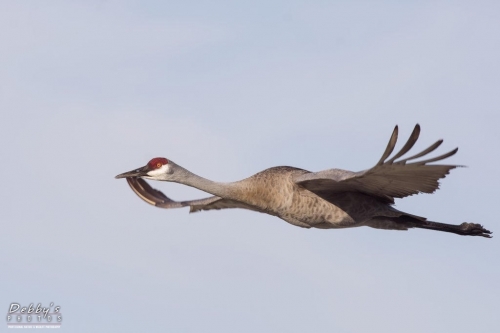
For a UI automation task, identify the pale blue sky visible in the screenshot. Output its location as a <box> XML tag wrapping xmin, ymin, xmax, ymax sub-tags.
<box><xmin>1</xmin><ymin>1</ymin><xmax>499</xmax><ymax>332</ymax></box>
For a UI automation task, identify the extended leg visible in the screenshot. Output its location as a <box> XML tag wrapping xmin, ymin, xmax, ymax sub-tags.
<box><xmin>415</xmin><ymin>221</ymin><xmax>492</xmax><ymax>238</ymax></box>
<box><xmin>367</xmin><ymin>216</ymin><xmax>492</xmax><ymax>238</ymax></box>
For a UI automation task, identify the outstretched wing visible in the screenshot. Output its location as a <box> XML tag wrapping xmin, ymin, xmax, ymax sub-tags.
<box><xmin>294</xmin><ymin>124</ymin><xmax>459</xmax><ymax>204</ymax></box>
<box><xmin>125</xmin><ymin>177</ymin><xmax>263</xmax><ymax>213</ymax></box>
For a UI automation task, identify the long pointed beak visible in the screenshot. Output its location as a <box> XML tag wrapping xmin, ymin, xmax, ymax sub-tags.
<box><xmin>115</xmin><ymin>165</ymin><xmax>149</xmax><ymax>179</ymax></box>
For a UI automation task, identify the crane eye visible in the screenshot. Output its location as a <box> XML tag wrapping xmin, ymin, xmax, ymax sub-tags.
<box><xmin>156</xmin><ymin>162</ymin><xmax>162</xmax><ymax>168</ymax></box>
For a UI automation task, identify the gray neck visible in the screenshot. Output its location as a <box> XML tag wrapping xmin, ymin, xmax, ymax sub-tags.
<box><xmin>171</xmin><ymin>165</ymin><xmax>233</xmax><ymax>198</ymax></box>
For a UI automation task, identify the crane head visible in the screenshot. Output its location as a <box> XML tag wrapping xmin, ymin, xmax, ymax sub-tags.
<box><xmin>115</xmin><ymin>157</ymin><xmax>172</xmax><ymax>180</ymax></box>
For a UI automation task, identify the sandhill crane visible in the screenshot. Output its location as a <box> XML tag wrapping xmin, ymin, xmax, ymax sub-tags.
<box><xmin>115</xmin><ymin>124</ymin><xmax>492</xmax><ymax>238</ymax></box>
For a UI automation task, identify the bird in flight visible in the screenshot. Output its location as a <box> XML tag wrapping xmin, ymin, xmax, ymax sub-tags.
<box><xmin>116</xmin><ymin>124</ymin><xmax>491</xmax><ymax>238</ymax></box>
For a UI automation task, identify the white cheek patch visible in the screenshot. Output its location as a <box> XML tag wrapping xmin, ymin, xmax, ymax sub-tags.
<box><xmin>147</xmin><ymin>164</ymin><xmax>169</xmax><ymax>177</ymax></box>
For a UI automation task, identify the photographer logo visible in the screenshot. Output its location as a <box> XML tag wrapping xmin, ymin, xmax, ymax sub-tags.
<box><xmin>6</xmin><ymin>302</ymin><xmax>62</xmax><ymax>329</ymax></box>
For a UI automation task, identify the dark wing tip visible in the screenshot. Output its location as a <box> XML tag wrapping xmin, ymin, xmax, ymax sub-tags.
<box><xmin>376</xmin><ymin>125</ymin><xmax>399</xmax><ymax>166</ymax></box>
<box><xmin>386</xmin><ymin>124</ymin><xmax>421</xmax><ymax>164</ymax></box>
<box><xmin>395</xmin><ymin>139</ymin><xmax>444</xmax><ymax>164</ymax></box>
<box><xmin>411</xmin><ymin>147</ymin><xmax>459</xmax><ymax>165</ymax></box>
<box><xmin>126</xmin><ymin>177</ymin><xmax>177</xmax><ymax>207</ymax></box>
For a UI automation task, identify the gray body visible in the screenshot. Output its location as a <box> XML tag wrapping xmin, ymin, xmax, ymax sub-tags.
<box><xmin>118</xmin><ymin>125</ymin><xmax>491</xmax><ymax>237</ymax></box>
<box><xmin>214</xmin><ymin>166</ymin><xmax>407</xmax><ymax>230</ymax></box>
